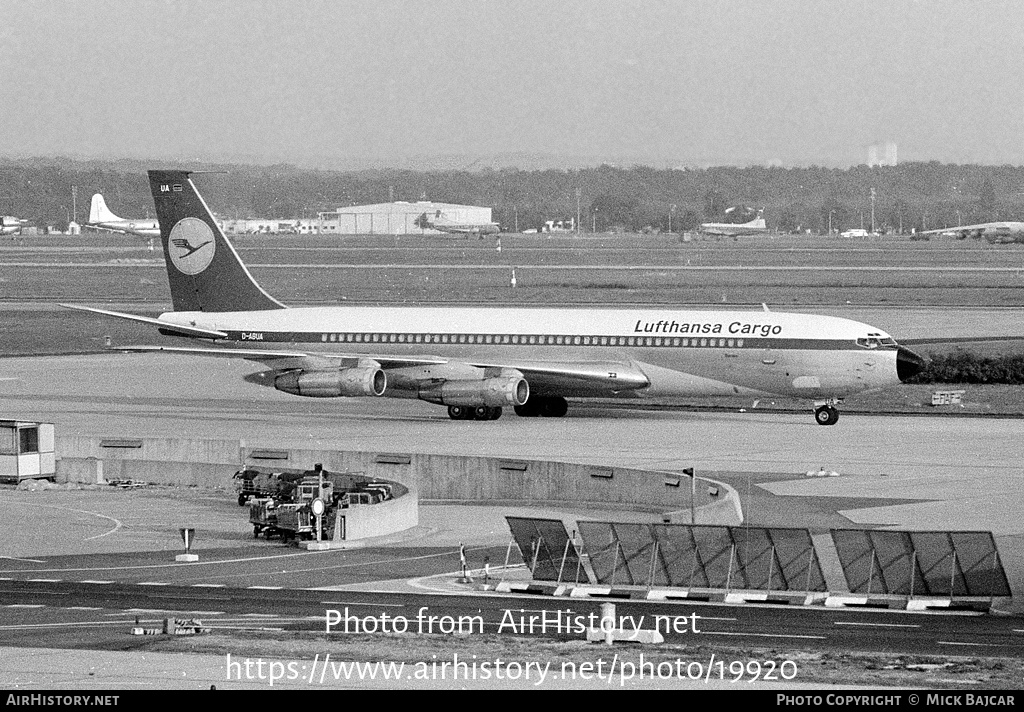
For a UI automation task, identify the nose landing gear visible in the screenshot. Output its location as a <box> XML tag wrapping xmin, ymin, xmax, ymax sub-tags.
<box><xmin>813</xmin><ymin>400</ymin><xmax>841</xmax><ymax>426</ymax></box>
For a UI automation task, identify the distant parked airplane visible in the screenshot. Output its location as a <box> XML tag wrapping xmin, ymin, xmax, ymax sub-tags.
<box><xmin>416</xmin><ymin>210</ymin><xmax>500</xmax><ymax>235</ymax></box>
<box><xmin>921</xmin><ymin>221</ymin><xmax>1024</xmax><ymax>242</ymax></box>
<box><xmin>0</xmin><ymin>216</ymin><xmax>24</xmax><ymax>236</ymax></box>
<box><xmin>699</xmin><ymin>208</ymin><xmax>768</xmax><ymax>236</ymax></box>
<box><xmin>87</xmin><ymin>193</ymin><xmax>161</xmax><ymax>238</ymax></box>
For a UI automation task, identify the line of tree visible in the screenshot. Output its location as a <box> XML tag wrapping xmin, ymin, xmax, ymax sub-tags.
<box><xmin>3</xmin><ymin>156</ymin><xmax>1024</xmax><ymax>235</ymax></box>
<box><xmin>907</xmin><ymin>351</ymin><xmax>1024</xmax><ymax>385</ymax></box>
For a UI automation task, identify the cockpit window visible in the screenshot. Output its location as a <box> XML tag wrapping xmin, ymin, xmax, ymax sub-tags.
<box><xmin>856</xmin><ymin>333</ymin><xmax>896</xmax><ymax>349</ymax></box>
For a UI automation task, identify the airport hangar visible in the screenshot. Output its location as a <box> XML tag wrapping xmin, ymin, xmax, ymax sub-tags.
<box><xmin>217</xmin><ymin>202</ymin><xmax>494</xmax><ymax>236</ymax></box>
<box><xmin>317</xmin><ymin>201</ymin><xmax>494</xmax><ymax>235</ymax></box>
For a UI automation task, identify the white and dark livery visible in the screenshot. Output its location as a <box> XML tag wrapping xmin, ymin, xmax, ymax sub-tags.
<box><xmin>921</xmin><ymin>221</ymin><xmax>1024</xmax><ymax>242</ymax></box>
<box><xmin>0</xmin><ymin>216</ymin><xmax>25</xmax><ymax>236</ymax></box>
<box><xmin>416</xmin><ymin>209</ymin><xmax>500</xmax><ymax>235</ymax></box>
<box><xmin>63</xmin><ymin>170</ymin><xmax>927</xmax><ymax>425</ymax></box>
<box><xmin>87</xmin><ymin>193</ymin><xmax>161</xmax><ymax>238</ymax></box>
<box><xmin>699</xmin><ymin>208</ymin><xmax>769</xmax><ymax>236</ymax></box>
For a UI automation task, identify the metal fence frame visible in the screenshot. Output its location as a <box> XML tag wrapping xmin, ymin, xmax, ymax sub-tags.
<box><xmin>831</xmin><ymin>529</ymin><xmax>1010</xmax><ymax>597</ymax></box>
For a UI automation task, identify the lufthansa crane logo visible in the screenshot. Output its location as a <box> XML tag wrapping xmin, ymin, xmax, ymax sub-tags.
<box><xmin>168</xmin><ymin>217</ymin><xmax>216</xmax><ymax>275</ymax></box>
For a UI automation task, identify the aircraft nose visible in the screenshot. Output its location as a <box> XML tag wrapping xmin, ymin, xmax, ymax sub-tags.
<box><xmin>897</xmin><ymin>346</ymin><xmax>928</xmax><ymax>382</ymax></box>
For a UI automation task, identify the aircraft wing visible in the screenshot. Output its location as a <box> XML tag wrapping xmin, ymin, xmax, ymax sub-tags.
<box><xmin>459</xmin><ymin>357</ymin><xmax>650</xmax><ymax>392</ymax></box>
<box><xmin>109</xmin><ymin>343</ymin><xmax>650</xmax><ymax>394</ymax></box>
<box><xmin>83</xmin><ymin>223</ymin><xmax>160</xmax><ymax>239</ymax></box>
<box><xmin>919</xmin><ymin>222</ymin><xmax>1000</xmax><ymax>236</ymax></box>
<box><xmin>113</xmin><ymin>343</ymin><xmax>448</xmax><ymax>370</ymax></box>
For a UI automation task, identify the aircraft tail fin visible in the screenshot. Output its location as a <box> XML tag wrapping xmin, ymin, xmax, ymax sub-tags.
<box><xmin>147</xmin><ymin>170</ymin><xmax>285</xmax><ymax>313</ymax></box>
<box><xmin>89</xmin><ymin>193</ymin><xmax>123</xmax><ymax>223</ymax></box>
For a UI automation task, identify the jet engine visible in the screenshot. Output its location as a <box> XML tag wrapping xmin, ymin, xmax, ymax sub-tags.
<box><xmin>419</xmin><ymin>376</ymin><xmax>529</xmax><ymax>408</ymax></box>
<box><xmin>274</xmin><ymin>367</ymin><xmax>387</xmax><ymax>398</ymax></box>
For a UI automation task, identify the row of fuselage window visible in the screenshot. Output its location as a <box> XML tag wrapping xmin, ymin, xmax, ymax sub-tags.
<box><xmin>317</xmin><ymin>332</ymin><xmax>750</xmax><ymax>348</ymax></box>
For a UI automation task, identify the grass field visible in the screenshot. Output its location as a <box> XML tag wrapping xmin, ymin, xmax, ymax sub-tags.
<box><xmin>4</xmin><ymin>231</ymin><xmax>1024</xmax><ymax>306</ymax></box>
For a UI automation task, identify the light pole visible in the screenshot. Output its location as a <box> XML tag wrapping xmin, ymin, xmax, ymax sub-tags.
<box><xmin>683</xmin><ymin>467</ymin><xmax>696</xmax><ymax>524</ymax></box>
<box><xmin>956</xmin><ymin>210</ymin><xmax>962</xmax><ymax>227</ymax></box>
<box><xmin>669</xmin><ymin>204</ymin><xmax>676</xmax><ymax>234</ymax></box>
<box><xmin>828</xmin><ymin>209</ymin><xmax>836</xmax><ymax>235</ymax></box>
<box><xmin>575</xmin><ymin>187</ymin><xmax>581</xmax><ymax>236</ymax></box>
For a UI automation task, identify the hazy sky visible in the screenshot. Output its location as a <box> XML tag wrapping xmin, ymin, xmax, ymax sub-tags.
<box><xmin>2</xmin><ymin>0</ymin><xmax>1023</xmax><ymax>168</ymax></box>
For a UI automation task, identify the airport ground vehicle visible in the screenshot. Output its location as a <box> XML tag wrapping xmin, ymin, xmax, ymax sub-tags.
<box><xmin>242</xmin><ymin>465</ymin><xmax>396</xmax><ymax>541</ymax></box>
<box><xmin>248</xmin><ymin>476</ymin><xmax>334</xmax><ymax>540</ymax></box>
<box><xmin>235</xmin><ymin>468</ymin><xmax>302</xmax><ymax>506</ymax></box>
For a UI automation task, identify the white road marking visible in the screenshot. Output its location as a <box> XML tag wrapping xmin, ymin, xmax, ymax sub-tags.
<box><xmin>247</xmin><ymin>586</ymin><xmax>283</xmax><ymax>590</ymax></box>
<box><xmin>26</xmin><ymin>578</ymin><xmax>60</xmax><ymax>583</ymax></box>
<box><xmin>191</xmin><ymin>584</ymin><xmax>226</xmax><ymax>588</ymax></box>
<box><xmin>0</xmin><ymin>620</ymin><xmax>135</xmax><ymax>630</ymax></box>
<box><xmin>79</xmin><ymin>580</ymin><xmax>114</xmax><ymax>584</ymax></box>
<box><xmin>702</xmin><ymin>631</ymin><xmax>827</xmax><ymax>640</ymax></box>
<box><xmin>937</xmin><ymin>640</ymin><xmax>1002</xmax><ymax>647</ymax></box>
<box><xmin>136</xmin><ymin>582</ymin><xmax>170</xmax><ymax>586</ymax></box>
<box><xmin>835</xmin><ymin>621</ymin><xmax>920</xmax><ymax>629</ymax></box>
<box><xmin>10</xmin><ymin>502</ymin><xmax>123</xmax><ymax>542</ymax></box>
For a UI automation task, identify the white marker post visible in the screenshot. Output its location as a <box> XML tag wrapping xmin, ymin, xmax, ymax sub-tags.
<box><xmin>176</xmin><ymin>528</ymin><xmax>198</xmax><ymax>562</ymax></box>
<box><xmin>307</xmin><ymin>463</ymin><xmax>331</xmax><ymax>550</ymax></box>
<box><xmin>683</xmin><ymin>467</ymin><xmax>696</xmax><ymax>524</ymax></box>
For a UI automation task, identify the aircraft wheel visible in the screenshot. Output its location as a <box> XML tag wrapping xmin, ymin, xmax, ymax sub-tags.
<box><xmin>473</xmin><ymin>406</ymin><xmax>492</xmax><ymax>420</ymax></box>
<box><xmin>514</xmin><ymin>403</ymin><xmax>539</xmax><ymax>417</ymax></box>
<box><xmin>814</xmin><ymin>406</ymin><xmax>839</xmax><ymax>426</ymax></box>
<box><xmin>541</xmin><ymin>397</ymin><xmax>569</xmax><ymax>418</ymax></box>
<box><xmin>238</xmin><ymin>494</ymin><xmax>248</xmax><ymax>507</ymax></box>
<box><xmin>448</xmin><ymin>405</ymin><xmax>471</xmax><ymax>420</ymax></box>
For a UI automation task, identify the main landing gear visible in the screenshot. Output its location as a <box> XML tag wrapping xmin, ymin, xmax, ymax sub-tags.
<box><xmin>513</xmin><ymin>396</ymin><xmax>568</xmax><ymax>418</ymax></box>
<box><xmin>813</xmin><ymin>400</ymin><xmax>840</xmax><ymax>426</ymax></box>
<box><xmin>447</xmin><ymin>405</ymin><xmax>503</xmax><ymax>421</ymax></box>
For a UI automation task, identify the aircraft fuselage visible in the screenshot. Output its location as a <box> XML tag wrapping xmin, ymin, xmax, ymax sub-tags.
<box><xmin>159</xmin><ymin>305</ymin><xmax>910</xmax><ymax>401</ymax></box>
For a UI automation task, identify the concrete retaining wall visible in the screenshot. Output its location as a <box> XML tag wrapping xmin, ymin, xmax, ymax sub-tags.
<box><xmin>242</xmin><ymin>448</ymin><xmax>704</xmax><ymax>511</ymax></box>
<box><xmin>337</xmin><ymin>492</ymin><xmax>419</xmax><ymax>540</ymax></box>
<box><xmin>56</xmin><ymin>437</ymin><xmax>734</xmax><ymax>517</ymax></box>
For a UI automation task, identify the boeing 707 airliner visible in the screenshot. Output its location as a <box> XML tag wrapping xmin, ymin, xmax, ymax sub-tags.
<box><xmin>62</xmin><ymin>170</ymin><xmax>927</xmax><ymax>425</ymax></box>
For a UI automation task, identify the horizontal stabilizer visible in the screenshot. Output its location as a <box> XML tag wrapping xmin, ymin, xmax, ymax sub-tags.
<box><xmin>59</xmin><ymin>304</ymin><xmax>228</xmax><ymax>340</ymax></box>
